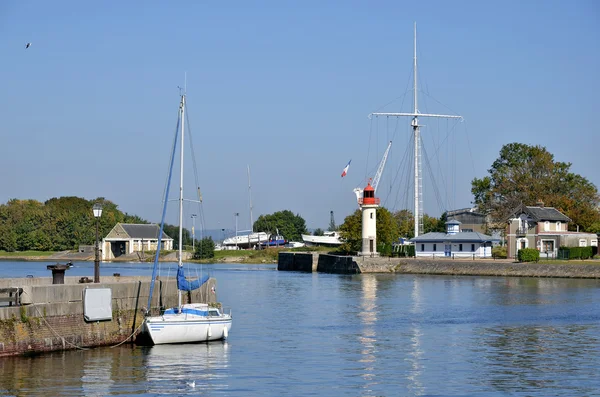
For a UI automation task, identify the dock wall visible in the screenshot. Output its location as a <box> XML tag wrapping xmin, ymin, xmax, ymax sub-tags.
<box><xmin>0</xmin><ymin>276</ymin><xmax>216</xmax><ymax>357</ymax></box>
<box><xmin>278</xmin><ymin>252</ymin><xmax>600</xmax><ymax>278</ymax></box>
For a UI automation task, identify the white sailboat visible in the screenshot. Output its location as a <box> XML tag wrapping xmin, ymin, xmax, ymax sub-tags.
<box><xmin>140</xmin><ymin>92</ymin><xmax>232</xmax><ymax>345</ymax></box>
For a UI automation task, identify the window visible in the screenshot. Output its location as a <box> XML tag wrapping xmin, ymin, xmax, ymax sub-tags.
<box><xmin>544</xmin><ymin>221</ymin><xmax>550</xmax><ymax>231</ymax></box>
<box><xmin>556</xmin><ymin>221</ymin><xmax>561</xmax><ymax>231</ymax></box>
<box><xmin>459</xmin><ymin>244</ymin><xmax>463</xmax><ymax>251</ymax></box>
<box><xmin>463</xmin><ymin>228</ymin><xmax>473</xmax><ymax>232</ymax></box>
<box><xmin>519</xmin><ymin>239</ymin><xmax>527</xmax><ymax>249</ymax></box>
<box><xmin>592</xmin><ymin>240</ymin><xmax>598</xmax><ymax>247</ymax></box>
<box><xmin>542</xmin><ymin>240</ymin><xmax>554</xmax><ymax>252</ymax></box>
<box><xmin>433</xmin><ymin>244</ymin><xmax>437</xmax><ymax>251</ymax></box>
<box><xmin>579</xmin><ymin>239</ymin><xmax>587</xmax><ymax>247</ymax></box>
<box><xmin>471</xmin><ymin>244</ymin><xmax>475</xmax><ymax>252</ymax></box>
<box><xmin>421</xmin><ymin>244</ymin><xmax>424</xmax><ymax>251</ymax></box>
<box><xmin>370</xmin><ymin>213</ymin><xmax>373</xmax><ymax>219</ymax></box>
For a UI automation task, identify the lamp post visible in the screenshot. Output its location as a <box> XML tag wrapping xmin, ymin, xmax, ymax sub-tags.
<box><xmin>191</xmin><ymin>214</ymin><xmax>197</xmax><ymax>253</ymax></box>
<box><xmin>92</xmin><ymin>203</ymin><xmax>103</xmax><ymax>283</ymax></box>
<box><xmin>234</xmin><ymin>212</ymin><xmax>239</xmax><ymax>250</ymax></box>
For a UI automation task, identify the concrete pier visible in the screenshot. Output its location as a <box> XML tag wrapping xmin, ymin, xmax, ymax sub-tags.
<box><xmin>0</xmin><ymin>276</ymin><xmax>217</xmax><ymax>357</ymax></box>
<box><xmin>278</xmin><ymin>252</ymin><xmax>600</xmax><ymax>278</ymax></box>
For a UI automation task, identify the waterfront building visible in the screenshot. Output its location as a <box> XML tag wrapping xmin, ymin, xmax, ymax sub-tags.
<box><xmin>411</xmin><ymin>220</ymin><xmax>496</xmax><ymax>258</ymax></box>
<box><xmin>101</xmin><ymin>223</ymin><xmax>173</xmax><ymax>260</ymax></box>
<box><xmin>505</xmin><ymin>202</ymin><xmax>598</xmax><ymax>259</ymax></box>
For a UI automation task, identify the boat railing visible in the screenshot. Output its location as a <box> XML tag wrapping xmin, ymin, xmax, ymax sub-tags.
<box><xmin>219</xmin><ymin>306</ymin><xmax>232</xmax><ymax>317</ymax></box>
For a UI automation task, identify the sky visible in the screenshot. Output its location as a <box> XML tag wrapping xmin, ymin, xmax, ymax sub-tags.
<box><xmin>1</xmin><ymin>1</ymin><xmax>598</xmax><ymax>236</ymax></box>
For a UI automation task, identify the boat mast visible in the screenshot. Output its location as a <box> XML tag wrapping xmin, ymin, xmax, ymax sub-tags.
<box><xmin>248</xmin><ymin>165</ymin><xmax>253</xmax><ymax>232</ymax></box>
<box><xmin>369</xmin><ymin>22</ymin><xmax>462</xmax><ymax>237</ymax></box>
<box><xmin>178</xmin><ymin>93</ymin><xmax>185</xmax><ymax>308</ymax></box>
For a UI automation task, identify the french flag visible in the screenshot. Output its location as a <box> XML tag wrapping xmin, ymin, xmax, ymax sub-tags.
<box><xmin>341</xmin><ymin>160</ymin><xmax>351</xmax><ymax>178</ymax></box>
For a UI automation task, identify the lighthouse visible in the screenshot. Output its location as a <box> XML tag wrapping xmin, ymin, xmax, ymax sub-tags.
<box><xmin>359</xmin><ymin>180</ymin><xmax>380</xmax><ymax>257</ymax></box>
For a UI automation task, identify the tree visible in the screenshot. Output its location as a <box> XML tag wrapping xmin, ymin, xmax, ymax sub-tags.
<box><xmin>0</xmin><ymin>196</ymin><xmax>150</xmax><ymax>252</ymax></box>
<box><xmin>393</xmin><ymin>209</ymin><xmax>414</xmax><ymax>239</ymax></box>
<box><xmin>471</xmin><ymin>143</ymin><xmax>600</xmax><ymax>230</ymax></box>
<box><xmin>163</xmin><ymin>223</ymin><xmax>191</xmax><ymax>250</ymax></box>
<box><xmin>338</xmin><ymin>207</ymin><xmax>398</xmax><ymax>254</ymax></box>
<box><xmin>253</xmin><ymin>210</ymin><xmax>308</xmax><ymax>241</ymax></box>
<box><xmin>313</xmin><ymin>228</ymin><xmax>324</xmax><ymax>236</ymax></box>
<box><xmin>194</xmin><ymin>237</ymin><xmax>215</xmax><ymax>259</ymax></box>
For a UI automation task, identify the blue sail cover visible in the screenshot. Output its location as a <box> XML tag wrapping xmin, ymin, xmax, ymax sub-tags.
<box><xmin>177</xmin><ymin>267</ymin><xmax>209</xmax><ymax>291</ymax></box>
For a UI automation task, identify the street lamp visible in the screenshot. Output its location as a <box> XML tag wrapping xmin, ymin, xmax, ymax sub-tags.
<box><xmin>234</xmin><ymin>212</ymin><xmax>239</xmax><ymax>250</ymax></box>
<box><xmin>191</xmin><ymin>214</ymin><xmax>197</xmax><ymax>252</ymax></box>
<box><xmin>92</xmin><ymin>202</ymin><xmax>103</xmax><ymax>283</ymax></box>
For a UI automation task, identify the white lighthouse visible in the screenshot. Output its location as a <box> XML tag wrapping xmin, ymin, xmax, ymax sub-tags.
<box><xmin>359</xmin><ymin>180</ymin><xmax>380</xmax><ymax>257</ymax></box>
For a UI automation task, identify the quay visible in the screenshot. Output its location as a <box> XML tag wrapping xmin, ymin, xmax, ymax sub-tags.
<box><xmin>278</xmin><ymin>252</ymin><xmax>600</xmax><ymax>278</ymax></box>
<box><xmin>0</xmin><ymin>275</ymin><xmax>216</xmax><ymax>357</ymax></box>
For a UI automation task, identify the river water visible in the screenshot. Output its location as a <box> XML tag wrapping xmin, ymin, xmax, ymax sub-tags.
<box><xmin>1</xmin><ymin>260</ymin><xmax>599</xmax><ymax>396</ymax></box>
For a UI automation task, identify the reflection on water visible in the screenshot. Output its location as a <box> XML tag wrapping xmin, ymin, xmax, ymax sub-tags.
<box><xmin>358</xmin><ymin>275</ymin><xmax>377</xmax><ymax>391</ymax></box>
<box><xmin>144</xmin><ymin>343</ymin><xmax>230</xmax><ymax>395</ymax></box>
<box><xmin>407</xmin><ymin>278</ymin><xmax>424</xmax><ymax>396</ymax></box>
<box><xmin>477</xmin><ymin>324</ymin><xmax>600</xmax><ymax>395</ymax></box>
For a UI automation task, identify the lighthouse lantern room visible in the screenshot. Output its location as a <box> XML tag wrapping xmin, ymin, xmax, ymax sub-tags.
<box><xmin>358</xmin><ymin>180</ymin><xmax>380</xmax><ymax>257</ymax></box>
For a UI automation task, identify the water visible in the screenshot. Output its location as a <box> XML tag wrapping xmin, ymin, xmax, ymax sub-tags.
<box><xmin>1</xmin><ymin>260</ymin><xmax>600</xmax><ymax>396</ymax></box>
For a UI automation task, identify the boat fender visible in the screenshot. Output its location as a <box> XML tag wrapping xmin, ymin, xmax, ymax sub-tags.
<box><xmin>223</xmin><ymin>326</ymin><xmax>228</xmax><ymax>339</ymax></box>
<box><xmin>207</xmin><ymin>325</ymin><xmax>212</xmax><ymax>338</ymax></box>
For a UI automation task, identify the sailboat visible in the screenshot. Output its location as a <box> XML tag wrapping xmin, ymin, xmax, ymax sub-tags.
<box><xmin>140</xmin><ymin>92</ymin><xmax>232</xmax><ymax>345</ymax></box>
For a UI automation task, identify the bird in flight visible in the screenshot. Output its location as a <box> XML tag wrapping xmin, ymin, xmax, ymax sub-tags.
<box><xmin>25</xmin><ymin>43</ymin><xmax>31</xmax><ymax>49</ymax></box>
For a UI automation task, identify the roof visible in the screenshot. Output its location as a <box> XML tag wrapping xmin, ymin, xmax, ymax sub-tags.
<box><xmin>410</xmin><ymin>231</ymin><xmax>498</xmax><ymax>243</ymax></box>
<box><xmin>507</xmin><ymin>204</ymin><xmax>571</xmax><ymax>222</ymax></box>
<box><xmin>120</xmin><ymin>224</ymin><xmax>173</xmax><ymax>240</ymax></box>
<box><xmin>446</xmin><ymin>220</ymin><xmax>461</xmax><ymax>225</ymax></box>
<box><xmin>446</xmin><ymin>207</ymin><xmax>484</xmax><ymax>217</ymax></box>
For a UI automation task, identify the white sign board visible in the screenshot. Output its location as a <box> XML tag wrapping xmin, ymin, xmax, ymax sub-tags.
<box><xmin>83</xmin><ymin>288</ymin><xmax>112</xmax><ymax>322</ymax></box>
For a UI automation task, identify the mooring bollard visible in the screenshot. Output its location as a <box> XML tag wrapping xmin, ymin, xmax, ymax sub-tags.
<box><xmin>46</xmin><ymin>264</ymin><xmax>70</xmax><ymax>284</ymax></box>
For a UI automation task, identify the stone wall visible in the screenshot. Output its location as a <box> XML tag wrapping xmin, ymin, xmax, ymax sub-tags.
<box><xmin>278</xmin><ymin>253</ymin><xmax>600</xmax><ymax>278</ymax></box>
<box><xmin>277</xmin><ymin>252</ymin><xmax>317</xmax><ymax>272</ymax></box>
<box><xmin>0</xmin><ymin>276</ymin><xmax>217</xmax><ymax>357</ymax></box>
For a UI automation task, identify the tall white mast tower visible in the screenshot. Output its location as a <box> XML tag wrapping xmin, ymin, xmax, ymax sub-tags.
<box><xmin>370</xmin><ymin>23</ymin><xmax>462</xmax><ymax>238</ymax></box>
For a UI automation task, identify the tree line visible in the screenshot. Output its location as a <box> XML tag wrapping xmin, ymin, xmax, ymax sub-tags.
<box><xmin>0</xmin><ymin>197</ymin><xmax>193</xmax><ymax>252</ymax></box>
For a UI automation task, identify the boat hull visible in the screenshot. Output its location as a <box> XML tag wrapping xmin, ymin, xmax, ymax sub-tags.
<box><xmin>141</xmin><ymin>314</ymin><xmax>232</xmax><ymax>345</ymax></box>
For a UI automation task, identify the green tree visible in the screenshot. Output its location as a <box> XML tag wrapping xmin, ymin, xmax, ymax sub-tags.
<box><xmin>163</xmin><ymin>223</ymin><xmax>192</xmax><ymax>250</ymax></box>
<box><xmin>393</xmin><ymin>209</ymin><xmax>414</xmax><ymax>239</ymax></box>
<box><xmin>0</xmin><ymin>196</ymin><xmax>150</xmax><ymax>252</ymax></box>
<box><xmin>194</xmin><ymin>237</ymin><xmax>215</xmax><ymax>259</ymax></box>
<box><xmin>471</xmin><ymin>143</ymin><xmax>600</xmax><ymax>230</ymax></box>
<box><xmin>338</xmin><ymin>207</ymin><xmax>398</xmax><ymax>254</ymax></box>
<box><xmin>253</xmin><ymin>210</ymin><xmax>308</xmax><ymax>241</ymax></box>
<box><xmin>313</xmin><ymin>228</ymin><xmax>324</xmax><ymax>236</ymax></box>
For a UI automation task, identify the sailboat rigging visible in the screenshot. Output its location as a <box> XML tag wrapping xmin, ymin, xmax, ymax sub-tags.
<box><xmin>139</xmin><ymin>92</ymin><xmax>232</xmax><ymax>345</ymax></box>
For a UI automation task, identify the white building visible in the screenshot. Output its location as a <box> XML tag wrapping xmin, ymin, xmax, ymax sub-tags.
<box><xmin>411</xmin><ymin>220</ymin><xmax>497</xmax><ymax>258</ymax></box>
<box><xmin>102</xmin><ymin>223</ymin><xmax>173</xmax><ymax>260</ymax></box>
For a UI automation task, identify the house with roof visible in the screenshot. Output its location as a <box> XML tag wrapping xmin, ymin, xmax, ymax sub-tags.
<box><xmin>505</xmin><ymin>203</ymin><xmax>597</xmax><ymax>259</ymax></box>
<box><xmin>411</xmin><ymin>220</ymin><xmax>497</xmax><ymax>258</ymax></box>
<box><xmin>445</xmin><ymin>207</ymin><xmax>487</xmax><ymax>233</ymax></box>
<box><xmin>101</xmin><ymin>223</ymin><xmax>173</xmax><ymax>260</ymax></box>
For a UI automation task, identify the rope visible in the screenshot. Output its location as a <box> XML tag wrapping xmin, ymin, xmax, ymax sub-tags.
<box><xmin>20</xmin><ymin>289</ymin><xmax>146</xmax><ymax>351</ymax></box>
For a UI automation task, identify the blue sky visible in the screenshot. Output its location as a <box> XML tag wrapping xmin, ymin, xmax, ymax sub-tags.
<box><xmin>1</xmin><ymin>1</ymin><xmax>598</xmax><ymax>234</ymax></box>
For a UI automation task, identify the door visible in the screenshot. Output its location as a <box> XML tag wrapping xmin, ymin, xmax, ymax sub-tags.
<box><xmin>369</xmin><ymin>239</ymin><xmax>374</xmax><ymax>252</ymax></box>
<box><xmin>444</xmin><ymin>244</ymin><xmax>451</xmax><ymax>257</ymax></box>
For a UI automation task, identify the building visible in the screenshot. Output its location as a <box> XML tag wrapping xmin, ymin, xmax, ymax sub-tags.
<box><xmin>101</xmin><ymin>223</ymin><xmax>174</xmax><ymax>260</ymax></box>
<box><xmin>359</xmin><ymin>181</ymin><xmax>380</xmax><ymax>257</ymax></box>
<box><xmin>505</xmin><ymin>203</ymin><xmax>597</xmax><ymax>259</ymax></box>
<box><xmin>411</xmin><ymin>219</ymin><xmax>496</xmax><ymax>258</ymax></box>
<box><xmin>445</xmin><ymin>207</ymin><xmax>487</xmax><ymax>233</ymax></box>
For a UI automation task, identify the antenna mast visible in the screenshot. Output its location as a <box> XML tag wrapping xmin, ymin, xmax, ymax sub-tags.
<box><xmin>369</xmin><ymin>22</ymin><xmax>462</xmax><ymax>238</ymax></box>
<box><xmin>248</xmin><ymin>165</ymin><xmax>254</xmax><ymax>232</ymax></box>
